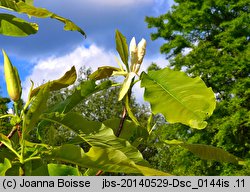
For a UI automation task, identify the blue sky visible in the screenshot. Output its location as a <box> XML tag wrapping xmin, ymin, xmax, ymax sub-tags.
<box><xmin>0</xmin><ymin>0</ymin><xmax>174</xmax><ymax>102</ymax></box>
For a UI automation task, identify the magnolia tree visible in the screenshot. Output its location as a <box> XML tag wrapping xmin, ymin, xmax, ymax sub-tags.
<box><xmin>0</xmin><ymin>0</ymin><xmax>244</xmax><ymax>176</ymax></box>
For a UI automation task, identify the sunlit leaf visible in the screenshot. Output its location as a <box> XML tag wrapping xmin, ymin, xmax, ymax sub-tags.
<box><xmin>0</xmin><ymin>158</ymin><xmax>12</xmax><ymax>176</ymax></box>
<box><xmin>0</xmin><ymin>13</ymin><xmax>38</xmax><ymax>36</ymax></box>
<box><xmin>141</xmin><ymin>68</ymin><xmax>216</xmax><ymax>129</ymax></box>
<box><xmin>89</xmin><ymin>66</ymin><xmax>120</xmax><ymax>80</ymax></box>
<box><xmin>30</xmin><ymin>66</ymin><xmax>77</xmax><ymax>97</ymax></box>
<box><xmin>103</xmin><ymin>118</ymin><xmax>148</xmax><ymax>142</ymax></box>
<box><xmin>118</xmin><ymin>72</ymin><xmax>136</xmax><ymax>101</ymax></box>
<box><xmin>48</xmin><ymin>164</ymin><xmax>79</xmax><ymax>176</ymax></box>
<box><xmin>115</xmin><ymin>30</ymin><xmax>129</xmax><ymax>70</ymax></box>
<box><xmin>164</xmin><ymin>140</ymin><xmax>242</xmax><ymax>164</ymax></box>
<box><xmin>47</xmin><ymin>144</ymin><xmax>170</xmax><ymax>175</ymax></box>
<box><xmin>0</xmin><ymin>1</ymin><xmax>86</xmax><ymax>37</ymax></box>
<box><xmin>41</xmin><ymin>112</ymin><xmax>147</xmax><ymax>165</ymax></box>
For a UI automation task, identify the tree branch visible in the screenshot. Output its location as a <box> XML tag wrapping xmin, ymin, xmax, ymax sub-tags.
<box><xmin>0</xmin><ymin>125</ymin><xmax>18</xmax><ymax>148</ymax></box>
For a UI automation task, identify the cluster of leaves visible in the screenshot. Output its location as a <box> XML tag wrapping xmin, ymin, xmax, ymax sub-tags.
<box><xmin>0</xmin><ymin>0</ymin><xmax>244</xmax><ymax>176</ymax></box>
<box><xmin>0</xmin><ymin>0</ymin><xmax>85</xmax><ymax>37</ymax></box>
<box><xmin>146</xmin><ymin>0</ymin><xmax>250</xmax><ymax>175</ymax></box>
<box><xmin>0</xmin><ymin>27</ymin><xmax>220</xmax><ymax>175</ymax></box>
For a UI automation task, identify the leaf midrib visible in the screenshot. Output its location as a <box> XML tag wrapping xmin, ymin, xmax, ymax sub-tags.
<box><xmin>148</xmin><ymin>74</ymin><xmax>202</xmax><ymax>120</ymax></box>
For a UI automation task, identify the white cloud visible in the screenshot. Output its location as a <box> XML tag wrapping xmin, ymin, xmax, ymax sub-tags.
<box><xmin>84</xmin><ymin>0</ymin><xmax>153</xmax><ymax>7</ymax></box>
<box><xmin>22</xmin><ymin>44</ymin><xmax>169</xmax><ymax>103</ymax></box>
<box><xmin>22</xmin><ymin>44</ymin><xmax>116</xmax><ymax>101</ymax></box>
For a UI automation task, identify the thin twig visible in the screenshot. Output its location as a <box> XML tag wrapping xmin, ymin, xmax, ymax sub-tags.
<box><xmin>116</xmin><ymin>106</ymin><xmax>127</xmax><ymax>137</ymax></box>
<box><xmin>95</xmin><ymin>79</ymin><xmax>134</xmax><ymax>176</ymax></box>
<box><xmin>0</xmin><ymin>126</ymin><xmax>18</xmax><ymax>148</ymax></box>
<box><xmin>95</xmin><ymin>106</ymin><xmax>128</xmax><ymax>176</ymax></box>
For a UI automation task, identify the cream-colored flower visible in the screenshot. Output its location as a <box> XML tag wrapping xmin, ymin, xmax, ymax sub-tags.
<box><xmin>129</xmin><ymin>37</ymin><xmax>138</xmax><ymax>71</ymax></box>
<box><xmin>128</xmin><ymin>37</ymin><xmax>146</xmax><ymax>73</ymax></box>
<box><xmin>137</xmin><ymin>38</ymin><xmax>146</xmax><ymax>64</ymax></box>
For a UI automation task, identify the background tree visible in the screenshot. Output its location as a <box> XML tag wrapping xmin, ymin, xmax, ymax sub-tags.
<box><xmin>145</xmin><ymin>0</ymin><xmax>250</xmax><ymax>175</ymax></box>
<box><xmin>0</xmin><ymin>93</ymin><xmax>11</xmax><ymax>135</ymax></box>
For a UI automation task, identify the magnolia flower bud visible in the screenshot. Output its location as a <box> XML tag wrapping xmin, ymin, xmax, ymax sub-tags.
<box><xmin>137</xmin><ymin>38</ymin><xmax>146</xmax><ymax>64</ymax></box>
<box><xmin>129</xmin><ymin>37</ymin><xmax>138</xmax><ymax>71</ymax></box>
<box><xmin>2</xmin><ymin>50</ymin><xmax>22</xmax><ymax>102</ymax></box>
<box><xmin>132</xmin><ymin>64</ymin><xmax>141</xmax><ymax>74</ymax></box>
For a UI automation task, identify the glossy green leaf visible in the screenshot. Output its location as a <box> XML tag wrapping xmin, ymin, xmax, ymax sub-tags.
<box><xmin>25</xmin><ymin>85</ymin><xmax>50</xmax><ymax>134</ymax></box>
<box><xmin>141</xmin><ymin>68</ymin><xmax>216</xmax><ymax>129</ymax></box>
<box><xmin>0</xmin><ymin>158</ymin><xmax>12</xmax><ymax>176</ymax></box>
<box><xmin>164</xmin><ymin>140</ymin><xmax>242</xmax><ymax>164</ymax></box>
<box><xmin>0</xmin><ymin>13</ymin><xmax>38</xmax><ymax>36</ymax></box>
<box><xmin>48</xmin><ymin>145</ymin><xmax>140</xmax><ymax>174</ymax></box>
<box><xmin>30</xmin><ymin>66</ymin><xmax>77</xmax><ymax>97</ymax></box>
<box><xmin>89</xmin><ymin>66</ymin><xmax>120</xmax><ymax>80</ymax></box>
<box><xmin>84</xmin><ymin>128</ymin><xmax>147</xmax><ymax>165</ymax></box>
<box><xmin>115</xmin><ymin>30</ymin><xmax>129</xmax><ymax>70</ymax></box>
<box><xmin>118</xmin><ymin>72</ymin><xmax>136</xmax><ymax>101</ymax></box>
<box><xmin>47</xmin><ymin>144</ymin><xmax>170</xmax><ymax>175</ymax></box>
<box><xmin>103</xmin><ymin>118</ymin><xmax>148</xmax><ymax>142</ymax></box>
<box><xmin>41</xmin><ymin>112</ymin><xmax>147</xmax><ymax>165</ymax></box>
<box><xmin>48</xmin><ymin>164</ymin><xmax>79</xmax><ymax>176</ymax></box>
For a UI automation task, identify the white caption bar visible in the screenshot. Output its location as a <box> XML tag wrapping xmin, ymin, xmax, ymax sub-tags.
<box><xmin>0</xmin><ymin>176</ymin><xmax>249</xmax><ymax>192</ymax></box>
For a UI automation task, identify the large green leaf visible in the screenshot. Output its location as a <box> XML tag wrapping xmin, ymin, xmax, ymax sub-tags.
<box><xmin>0</xmin><ymin>158</ymin><xmax>12</xmax><ymax>176</ymax></box>
<box><xmin>40</xmin><ymin>112</ymin><xmax>147</xmax><ymax>165</ymax></box>
<box><xmin>103</xmin><ymin>118</ymin><xmax>148</xmax><ymax>142</ymax></box>
<box><xmin>47</xmin><ymin>144</ymin><xmax>170</xmax><ymax>175</ymax></box>
<box><xmin>140</xmin><ymin>68</ymin><xmax>216</xmax><ymax>129</ymax></box>
<box><xmin>48</xmin><ymin>144</ymin><xmax>140</xmax><ymax>174</ymax></box>
<box><xmin>0</xmin><ymin>0</ymin><xmax>86</xmax><ymax>37</ymax></box>
<box><xmin>115</xmin><ymin>30</ymin><xmax>129</xmax><ymax>71</ymax></box>
<box><xmin>164</xmin><ymin>140</ymin><xmax>242</xmax><ymax>164</ymax></box>
<box><xmin>0</xmin><ymin>13</ymin><xmax>38</xmax><ymax>36</ymax></box>
<box><xmin>30</xmin><ymin>66</ymin><xmax>77</xmax><ymax>97</ymax></box>
<box><xmin>89</xmin><ymin>66</ymin><xmax>120</xmax><ymax>80</ymax></box>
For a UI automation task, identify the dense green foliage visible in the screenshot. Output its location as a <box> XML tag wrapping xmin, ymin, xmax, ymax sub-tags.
<box><xmin>146</xmin><ymin>0</ymin><xmax>250</xmax><ymax>175</ymax></box>
<box><xmin>1</xmin><ymin>0</ymin><xmax>240</xmax><ymax>176</ymax></box>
